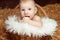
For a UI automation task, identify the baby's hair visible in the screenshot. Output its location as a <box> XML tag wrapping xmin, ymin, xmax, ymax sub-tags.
<box><xmin>20</xmin><ymin>0</ymin><xmax>35</xmax><ymax>3</ymax></box>
<box><xmin>20</xmin><ymin>0</ymin><xmax>27</xmax><ymax>2</ymax></box>
<box><xmin>20</xmin><ymin>0</ymin><xmax>34</xmax><ymax>2</ymax></box>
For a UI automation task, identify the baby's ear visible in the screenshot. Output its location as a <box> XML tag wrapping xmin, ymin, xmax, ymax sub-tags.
<box><xmin>35</xmin><ymin>7</ymin><xmax>37</xmax><ymax>13</ymax></box>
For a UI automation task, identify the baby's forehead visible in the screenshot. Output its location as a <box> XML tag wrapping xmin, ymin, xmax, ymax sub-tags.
<box><xmin>20</xmin><ymin>1</ymin><xmax>35</xmax><ymax>7</ymax></box>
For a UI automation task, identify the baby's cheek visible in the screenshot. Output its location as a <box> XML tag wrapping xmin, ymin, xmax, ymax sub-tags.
<box><xmin>29</xmin><ymin>15</ymin><xmax>33</xmax><ymax>19</ymax></box>
<box><xmin>21</xmin><ymin>14</ymin><xmax>24</xmax><ymax>17</ymax></box>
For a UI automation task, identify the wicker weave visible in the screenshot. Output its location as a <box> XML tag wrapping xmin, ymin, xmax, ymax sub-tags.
<box><xmin>0</xmin><ymin>4</ymin><xmax>55</xmax><ymax>40</ymax></box>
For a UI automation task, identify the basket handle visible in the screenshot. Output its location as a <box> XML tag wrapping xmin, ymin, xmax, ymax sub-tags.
<box><xmin>35</xmin><ymin>4</ymin><xmax>48</xmax><ymax>18</ymax></box>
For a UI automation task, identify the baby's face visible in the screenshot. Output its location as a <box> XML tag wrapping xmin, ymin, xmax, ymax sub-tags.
<box><xmin>20</xmin><ymin>1</ymin><xmax>37</xmax><ymax>19</ymax></box>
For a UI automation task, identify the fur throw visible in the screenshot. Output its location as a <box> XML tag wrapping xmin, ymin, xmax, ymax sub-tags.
<box><xmin>5</xmin><ymin>15</ymin><xmax>57</xmax><ymax>37</ymax></box>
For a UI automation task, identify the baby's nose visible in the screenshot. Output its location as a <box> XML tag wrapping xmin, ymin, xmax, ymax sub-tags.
<box><xmin>24</xmin><ymin>11</ymin><xmax>28</xmax><ymax>13</ymax></box>
<box><xmin>24</xmin><ymin>11</ymin><xmax>28</xmax><ymax>15</ymax></box>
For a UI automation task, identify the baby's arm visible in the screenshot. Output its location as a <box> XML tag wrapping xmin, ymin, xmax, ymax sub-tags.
<box><xmin>23</xmin><ymin>16</ymin><xmax>43</xmax><ymax>27</ymax></box>
<box><xmin>28</xmin><ymin>16</ymin><xmax>42</xmax><ymax>27</ymax></box>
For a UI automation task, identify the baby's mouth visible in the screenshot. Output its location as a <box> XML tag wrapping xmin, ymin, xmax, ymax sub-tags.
<box><xmin>25</xmin><ymin>16</ymin><xmax>30</xmax><ymax>17</ymax></box>
<box><xmin>24</xmin><ymin>16</ymin><xmax>33</xmax><ymax>19</ymax></box>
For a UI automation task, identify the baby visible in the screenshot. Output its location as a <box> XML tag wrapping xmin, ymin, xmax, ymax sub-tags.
<box><xmin>5</xmin><ymin>0</ymin><xmax>57</xmax><ymax>37</ymax></box>
<box><xmin>19</xmin><ymin>0</ymin><xmax>42</xmax><ymax>27</ymax></box>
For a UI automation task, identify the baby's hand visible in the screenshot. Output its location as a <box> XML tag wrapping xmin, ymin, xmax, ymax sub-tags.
<box><xmin>23</xmin><ymin>17</ymin><xmax>30</xmax><ymax>23</ymax></box>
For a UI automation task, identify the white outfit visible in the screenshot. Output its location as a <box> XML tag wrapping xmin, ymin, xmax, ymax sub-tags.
<box><xmin>5</xmin><ymin>15</ymin><xmax>57</xmax><ymax>37</ymax></box>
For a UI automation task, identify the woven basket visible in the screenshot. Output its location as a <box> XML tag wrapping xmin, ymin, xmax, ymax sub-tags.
<box><xmin>0</xmin><ymin>4</ymin><xmax>52</xmax><ymax>40</ymax></box>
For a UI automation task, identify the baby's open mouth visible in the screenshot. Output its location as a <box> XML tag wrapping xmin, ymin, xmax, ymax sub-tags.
<box><xmin>25</xmin><ymin>16</ymin><xmax>30</xmax><ymax>17</ymax></box>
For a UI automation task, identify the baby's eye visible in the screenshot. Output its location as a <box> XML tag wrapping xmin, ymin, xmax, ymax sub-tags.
<box><xmin>28</xmin><ymin>8</ymin><xmax>31</xmax><ymax>10</ymax></box>
<box><xmin>22</xmin><ymin>9</ymin><xmax>25</xmax><ymax>11</ymax></box>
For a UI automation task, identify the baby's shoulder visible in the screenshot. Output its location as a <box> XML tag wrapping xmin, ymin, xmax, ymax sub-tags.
<box><xmin>33</xmin><ymin>15</ymin><xmax>41</xmax><ymax>21</ymax></box>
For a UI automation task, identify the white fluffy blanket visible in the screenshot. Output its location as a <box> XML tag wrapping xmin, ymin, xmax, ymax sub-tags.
<box><xmin>5</xmin><ymin>15</ymin><xmax>57</xmax><ymax>37</ymax></box>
